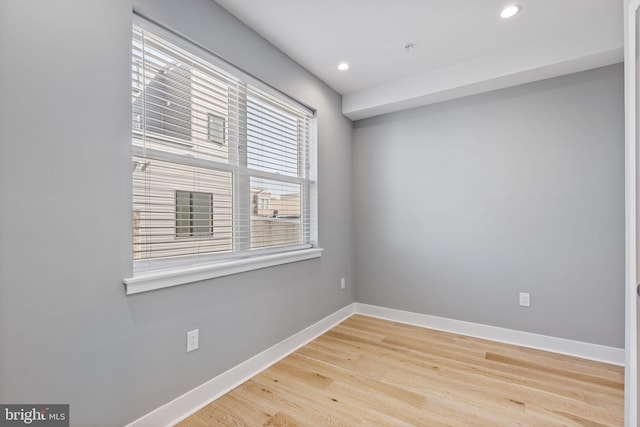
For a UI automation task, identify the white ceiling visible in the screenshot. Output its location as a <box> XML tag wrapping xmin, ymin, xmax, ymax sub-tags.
<box><xmin>215</xmin><ymin>0</ymin><xmax>623</xmax><ymax>120</ymax></box>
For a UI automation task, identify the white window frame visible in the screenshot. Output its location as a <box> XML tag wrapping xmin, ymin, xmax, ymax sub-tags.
<box><xmin>123</xmin><ymin>15</ymin><xmax>321</xmax><ymax>295</ymax></box>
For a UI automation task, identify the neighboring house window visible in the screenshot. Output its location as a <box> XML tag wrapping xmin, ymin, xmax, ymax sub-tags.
<box><xmin>251</xmin><ymin>190</ymin><xmax>272</xmax><ymax>215</ymax></box>
<box><xmin>130</xmin><ymin>18</ymin><xmax>315</xmax><ymax>268</ymax></box>
<box><xmin>132</xmin><ymin>59</ymin><xmax>143</xmax><ymax>91</ymax></box>
<box><xmin>176</xmin><ymin>191</ymin><xmax>213</xmax><ymax>237</ymax></box>
<box><xmin>132</xmin><ymin>113</ymin><xmax>142</xmax><ymax>130</ymax></box>
<box><xmin>208</xmin><ymin>113</ymin><xmax>225</xmax><ymax>144</ymax></box>
<box><xmin>259</xmin><ymin>197</ymin><xmax>270</xmax><ymax>211</ymax></box>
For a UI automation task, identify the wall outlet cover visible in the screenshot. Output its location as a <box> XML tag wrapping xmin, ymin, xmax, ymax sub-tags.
<box><xmin>187</xmin><ymin>329</ymin><xmax>199</xmax><ymax>352</ymax></box>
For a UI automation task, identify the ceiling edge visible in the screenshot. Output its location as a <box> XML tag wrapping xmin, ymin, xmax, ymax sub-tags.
<box><xmin>343</xmin><ymin>47</ymin><xmax>623</xmax><ymax>121</ymax></box>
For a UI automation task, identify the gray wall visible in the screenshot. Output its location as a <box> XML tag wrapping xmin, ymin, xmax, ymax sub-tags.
<box><xmin>353</xmin><ymin>64</ymin><xmax>624</xmax><ymax>348</ymax></box>
<box><xmin>0</xmin><ymin>1</ymin><xmax>353</xmax><ymax>426</ymax></box>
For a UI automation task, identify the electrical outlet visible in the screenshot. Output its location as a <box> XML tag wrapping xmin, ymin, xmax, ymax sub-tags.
<box><xmin>340</xmin><ymin>277</ymin><xmax>346</xmax><ymax>290</ymax></box>
<box><xmin>187</xmin><ymin>329</ymin><xmax>199</xmax><ymax>352</ymax></box>
<box><xmin>519</xmin><ymin>292</ymin><xmax>530</xmax><ymax>307</ymax></box>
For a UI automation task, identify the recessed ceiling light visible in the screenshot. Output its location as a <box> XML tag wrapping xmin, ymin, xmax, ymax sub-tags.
<box><xmin>337</xmin><ymin>62</ymin><xmax>350</xmax><ymax>71</ymax></box>
<box><xmin>500</xmin><ymin>5</ymin><xmax>520</xmax><ymax>18</ymax></box>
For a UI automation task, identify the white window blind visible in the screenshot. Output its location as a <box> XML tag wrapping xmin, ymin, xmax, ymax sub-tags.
<box><xmin>131</xmin><ymin>18</ymin><xmax>315</xmax><ymax>273</ymax></box>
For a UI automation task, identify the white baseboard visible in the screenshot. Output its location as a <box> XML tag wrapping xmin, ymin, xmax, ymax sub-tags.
<box><xmin>355</xmin><ymin>303</ymin><xmax>625</xmax><ymax>366</ymax></box>
<box><xmin>125</xmin><ymin>304</ymin><xmax>356</xmax><ymax>427</ymax></box>
<box><xmin>126</xmin><ymin>302</ymin><xmax>624</xmax><ymax>427</ymax></box>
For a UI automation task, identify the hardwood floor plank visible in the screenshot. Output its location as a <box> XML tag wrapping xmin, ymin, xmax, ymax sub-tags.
<box><xmin>177</xmin><ymin>314</ymin><xmax>624</xmax><ymax>426</ymax></box>
<box><xmin>485</xmin><ymin>352</ymin><xmax>624</xmax><ymax>390</ymax></box>
<box><xmin>326</xmin><ymin>324</ymin><xmax>621</xmax><ymax>411</ymax></box>
<box><xmin>263</xmin><ymin>412</ymin><xmax>308</xmax><ymax>427</ymax></box>
<box><xmin>252</xmin><ymin>369</ymin><xmax>365</xmax><ymax>425</ymax></box>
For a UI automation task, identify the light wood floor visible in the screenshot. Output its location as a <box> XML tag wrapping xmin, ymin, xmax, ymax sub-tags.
<box><xmin>177</xmin><ymin>314</ymin><xmax>624</xmax><ymax>426</ymax></box>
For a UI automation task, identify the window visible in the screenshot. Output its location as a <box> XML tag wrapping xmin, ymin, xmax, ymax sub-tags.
<box><xmin>132</xmin><ymin>59</ymin><xmax>143</xmax><ymax>90</ymax></box>
<box><xmin>127</xmin><ymin>17</ymin><xmax>318</xmax><ymax>290</ymax></box>
<box><xmin>176</xmin><ymin>191</ymin><xmax>213</xmax><ymax>237</ymax></box>
<box><xmin>207</xmin><ymin>113</ymin><xmax>225</xmax><ymax>144</ymax></box>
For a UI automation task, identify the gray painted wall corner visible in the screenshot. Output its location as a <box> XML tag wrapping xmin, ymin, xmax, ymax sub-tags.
<box><xmin>352</xmin><ymin>63</ymin><xmax>625</xmax><ymax>348</ymax></box>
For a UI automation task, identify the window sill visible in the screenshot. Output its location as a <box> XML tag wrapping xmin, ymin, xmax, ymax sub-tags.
<box><xmin>123</xmin><ymin>248</ymin><xmax>323</xmax><ymax>295</ymax></box>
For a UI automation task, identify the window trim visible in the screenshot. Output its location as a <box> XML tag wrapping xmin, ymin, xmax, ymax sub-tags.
<box><xmin>123</xmin><ymin>247</ymin><xmax>323</xmax><ymax>295</ymax></box>
<box><xmin>125</xmin><ymin>14</ymin><xmax>321</xmax><ymax>294</ymax></box>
